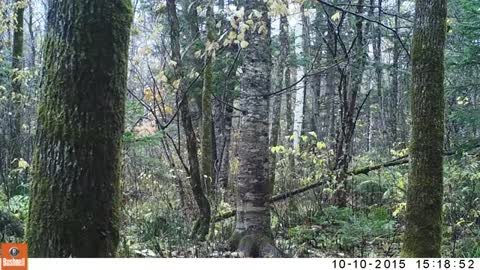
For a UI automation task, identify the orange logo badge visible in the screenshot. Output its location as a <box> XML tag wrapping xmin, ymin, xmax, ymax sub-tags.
<box><xmin>1</xmin><ymin>243</ymin><xmax>28</xmax><ymax>270</ymax></box>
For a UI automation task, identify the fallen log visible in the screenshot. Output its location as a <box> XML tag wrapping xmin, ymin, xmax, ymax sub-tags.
<box><xmin>213</xmin><ymin>156</ymin><xmax>408</xmax><ymax>222</ymax></box>
<box><xmin>213</xmin><ymin>142</ymin><xmax>480</xmax><ymax>223</ymax></box>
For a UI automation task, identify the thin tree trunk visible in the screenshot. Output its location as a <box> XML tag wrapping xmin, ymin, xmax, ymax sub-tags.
<box><xmin>201</xmin><ymin>0</ymin><xmax>216</xmax><ymax>195</ymax></box>
<box><xmin>389</xmin><ymin>0</ymin><xmax>401</xmax><ymax>147</ymax></box>
<box><xmin>373</xmin><ymin>0</ymin><xmax>386</xmax><ymax>149</ymax></box>
<box><xmin>27</xmin><ymin>1</ymin><xmax>35</xmax><ymax>67</ymax></box>
<box><xmin>26</xmin><ymin>0</ymin><xmax>133</xmax><ymax>257</ymax></box>
<box><xmin>214</xmin><ymin>0</ymin><xmax>234</xmax><ymax>190</ymax></box>
<box><xmin>166</xmin><ymin>0</ymin><xmax>211</xmax><ymax>241</ymax></box>
<box><xmin>300</xmin><ymin>3</ymin><xmax>311</xmax><ymax>137</ymax></box>
<box><xmin>334</xmin><ymin>0</ymin><xmax>367</xmax><ymax>207</ymax></box>
<box><xmin>10</xmin><ymin>0</ymin><xmax>24</xmax><ymax>164</ymax></box>
<box><xmin>269</xmin><ymin>9</ymin><xmax>289</xmax><ymax>189</ymax></box>
<box><xmin>311</xmin><ymin>7</ymin><xmax>324</xmax><ymax>138</ymax></box>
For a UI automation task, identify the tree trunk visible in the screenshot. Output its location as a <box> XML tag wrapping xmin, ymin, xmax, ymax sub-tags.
<box><xmin>229</xmin><ymin>0</ymin><xmax>282</xmax><ymax>257</ymax></box>
<box><xmin>311</xmin><ymin>8</ymin><xmax>323</xmax><ymax>138</ymax></box>
<box><xmin>213</xmin><ymin>0</ymin><xmax>233</xmax><ymax>190</ymax></box>
<box><xmin>27</xmin><ymin>1</ymin><xmax>36</xmax><ymax>68</ymax></box>
<box><xmin>373</xmin><ymin>0</ymin><xmax>386</xmax><ymax>149</ymax></box>
<box><xmin>269</xmin><ymin>10</ymin><xmax>289</xmax><ymax>189</ymax></box>
<box><xmin>300</xmin><ymin>3</ymin><xmax>311</xmax><ymax>138</ymax></box>
<box><xmin>402</xmin><ymin>0</ymin><xmax>447</xmax><ymax>258</ymax></box>
<box><xmin>181</xmin><ymin>0</ymin><xmax>203</xmax><ymax>112</ymax></box>
<box><xmin>26</xmin><ymin>0</ymin><xmax>132</xmax><ymax>257</ymax></box>
<box><xmin>166</xmin><ymin>0</ymin><xmax>211</xmax><ymax>241</ymax></box>
<box><xmin>389</xmin><ymin>0</ymin><xmax>401</xmax><ymax>147</ymax></box>
<box><xmin>10</xmin><ymin>0</ymin><xmax>24</xmax><ymax>164</ymax></box>
<box><xmin>201</xmin><ymin>0</ymin><xmax>216</xmax><ymax>195</ymax></box>
<box><xmin>334</xmin><ymin>0</ymin><xmax>367</xmax><ymax>207</ymax></box>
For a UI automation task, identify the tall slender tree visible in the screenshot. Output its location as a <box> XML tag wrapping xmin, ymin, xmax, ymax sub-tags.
<box><xmin>166</xmin><ymin>0</ymin><xmax>211</xmax><ymax>240</ymax></box>
<box><xmin>402</xmin><ymin>0</ymin><xmax>447</xmax><ymax>258</ymax></box>
<box><xmin>26</xmin><ymin>0</ymin><xmax>133</xmax><ymax>257</ymax></box>
<box><xmin>10</xmin><ymin>0</ymin><xmax>24</xmax><ymax>161</ymax></box>
<box><xmin>269</xmin><ymin>3</ymin><xmax>290</xmax><ymax>188</ymax></box>
<box><xmin>200</xmin><ymin>0</ymin><xmax>216</xmax><ymax>195</ymax></box>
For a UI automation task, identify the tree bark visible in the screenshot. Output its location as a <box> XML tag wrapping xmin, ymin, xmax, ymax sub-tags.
<box><xmin>166</xmin><ymin>0</ymin><xmax>211</xmax><ymax>241</ymax></box>
<box><xmin>334</xmin><ymin>0</ymin><xmax>367</xmax><ymax>207</ymax></box>
<box><xmin>10</xmin><ymin>0</ymin><xmax>24</xmax><ymax>164</ymax></box>
<box><xmin>201</xmin><ymin>0</ymin><xmax>216</xmax><ymax>195</ymax></box>
<box><xmin>389</xmin><ymin>0</ymin><xmax>401</xmax><ymax>147</ymax></box>
<box><xmin>229</xmin><ymin>0</ymin><xmax>282</xmax><ymax>257</ymax></box>
<box><xmin>213</xmin><ymin>1</ymin><xmax>234</xmax><ymax>190</ymax></box>
<box><xmin>402</xmin><ymin>0</ymin><xmax>447</xmax><ymax>258</ymax></box>
<box><xmin>26</xmin><ymin>0</ymin><xmax>132</xmax><ymax>257</ymax></box>
<box><xmin>269</xmin><ymin>9</ymin><xmax>289</xmax><ymax>189</ymax></box>
<box><xmin>300</xmin><ymin>3</ymin><xmax>311</xmax><ymax>137</ymax></box>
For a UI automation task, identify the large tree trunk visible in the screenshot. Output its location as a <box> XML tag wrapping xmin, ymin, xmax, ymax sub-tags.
<box><xmin>26</xmin><ymin>0</ymin><xmax>132</xmax><ymax>257</ymax></box>
<box><xmin>166</xmin><ymin>0</ymin><xmax>211</xmax><ymax>241</ymax></box>
<box><xmin>229</xmin><ymin>0</ymin><xmax>282</xmax><ymax>257</ymax></box>
<box><xmin>402</xmin><ymin>0</ymin><xmax>447</xmax><ymax>258</ymax></box>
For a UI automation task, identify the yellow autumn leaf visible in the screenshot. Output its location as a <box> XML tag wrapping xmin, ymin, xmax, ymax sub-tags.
<box><xmin>331</xmin><ymin>11</ymin><xmax>341</xmax><ymax>22</ymax></box>
<box><xmin>228</xmin><ymin>31</ymin><xmax>237</xmax><ymax>40</ymax></box>
<box><xmin>172</xmin><ymin>79</ymin><xmax>181</xmax><ymax>89</ymax></box>
<box><xmin>158</xmin><ymin>71</ymin><xmax>168</xmax><ymax>83</ymax></box>
<box><xmin>164</xmin><ymin>105</ymin><xmax>174</xmax><ymax>115</ymax></box>
<box><xmin>240</xmin><ymin>41</ymin><xmax>249</xmax><ymax>49</ymax></box>
<box><xmin>144</xmin><ymin>88</ymin><xmax>154</xmax><ymax>102</ymax></box>
<box><xmin>316</xmin><ymin>142</ymin><xmax>327</xmax><ymax>150</ymax></box>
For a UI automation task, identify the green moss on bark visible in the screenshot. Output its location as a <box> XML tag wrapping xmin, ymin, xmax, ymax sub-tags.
<box><xmin>26</xmin><ymin>0</ymin><xmax>132</xmax><ymax>258</ymax></box>
<box><xmin>401</xmin><ymin>0</ymin><xmax>447</xmax><ymax>258</ymax></box>
<box><xmin>9</xmin><ymin>0</ymin><xmax>25</xmax><ymax>165</ymax></box>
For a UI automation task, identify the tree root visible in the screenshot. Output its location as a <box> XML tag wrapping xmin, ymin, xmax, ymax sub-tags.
<box><xmin>229</xmin><ymin>231</ymin><xmax>284</xmax><ymax>258</ymax></box>
<box><xmin>191</xmin><ymin>216</ymin><xmax>210</xmax><ymax>241</ymax></box>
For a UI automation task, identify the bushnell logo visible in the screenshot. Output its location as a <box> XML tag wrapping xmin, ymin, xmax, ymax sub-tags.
<box><xmin>1</xmin><ymin>243</ymin><xmax>28</xmax><ymax>270</ymax></box>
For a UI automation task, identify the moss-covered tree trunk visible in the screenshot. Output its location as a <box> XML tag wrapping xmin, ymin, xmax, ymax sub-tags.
<box><xmin>229</xmin><ymin>0</ymin><xmax>282</xmax><ymax>258</ymax></box>
<box><xmin>402</xmin><ymin>0</ymin><xmax>447</xmax><ymax>258</ymax></box>
<box><xmin>201</xmin><ymin>0</ymin><xmax>215</xmax><ymax>196</ymax></box>
<box><xmin>26</xmin><ymin>0</ymin><xmax>132</xmax><ymax>257</ymax></box>
<box><xmin>10</xmin><ymin>0</ymin><xmax>24</xmax><ymax>160</ymax></box>
<box><xmin>166</xmin><ymin>0</ymin><xmax>211</xmax><ymax>241</ymax></box>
